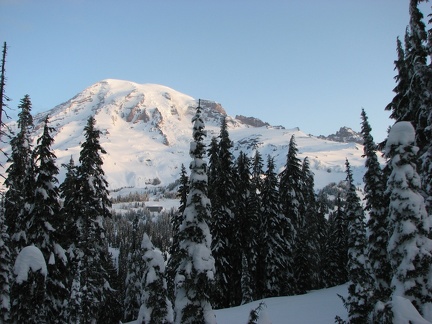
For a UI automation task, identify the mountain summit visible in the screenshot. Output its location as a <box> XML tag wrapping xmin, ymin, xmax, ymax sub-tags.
<box><xmin>3</xmin><ymin>79</ymin><xmax>367</xmax><ymax>190</ymax></box>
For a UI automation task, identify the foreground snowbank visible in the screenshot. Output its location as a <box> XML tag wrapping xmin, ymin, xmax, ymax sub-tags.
<box><xmin>125</xmin><ymin>284</ymin><xmax>348</xmax><ymax>324</ymax></box>
<box><xmin>214</xmin><ymin>284</ymin><xmax>348</xmax><ymax>324</ymax></box>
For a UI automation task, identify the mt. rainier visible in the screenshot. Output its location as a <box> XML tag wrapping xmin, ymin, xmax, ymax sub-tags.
<box><xmin>2</xmin><ymin>79</ymin><xmax>367</xmax><ymax>190</ymax></box>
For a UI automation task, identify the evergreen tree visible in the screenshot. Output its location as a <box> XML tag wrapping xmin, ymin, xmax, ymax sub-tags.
<box><xmin>123</xmin><ymin>216</ymin><xmax>145</xmax><ymax>322</ymax></box>
<box><xmin>206</xmin><ymin>136</ymin><xmax>219</xmax><ymax>200</ymax></box>
<box><xmin>298</xmin><ymin>157</ymin><xmax>321</xmax><ymax>291</ymax></box>
<box><xmin>4</xmin><ymin>95</ymin><xmax>34</xmax><ymax>258</ymax></box>
<box><xmin>385</xmin><ymin>37</ymin><xmax>410</xmax><ymax>122</ymax></box>
<box><xmin>209</xmin><ymin>116</ymin><xmax>239</xmax><ymax>307</ymax></box>
<box><xmin>406</xmin><ymin>0</ymin><xmax>429</xmax><ymax>151</ymax></box>
<box><xmin>385</xmin><ymin>121</ymin><xmax>432</xmax><ymax>320</ymax></box>
<box><xmin>75</xmin><ymin>116</ymin><xmax>113</xmax><ymax>323</ymax></box>
<box><xmin>261</xmin><ymin>156</ymin><xmax>293</xmax><ymax>298</ymax></box>
<box><xmin>0</xmin><ymin>201</ymin><xmax>11</xmax><ymax>323</ymax></box>
<box><xmin>251</xmin><ymin>150</ymin><xmax>265</xmax><ymax>298</ymax></box>
<box><xmin>174</xmin><ymin>103</ymin><xmax>216</xmax><ymax>324</ymax></box>
<box><xmin>138</xmin><ymin>233</ymin><xmax>173</xmax><ymax>323</ymax></box>
<box><xmin>342</xmin><ymin>159</ymin><xmax>372</xmax><ymax>324</ymax></box>
<box><xmin>30</xmin><ymin>116</ymin><xmax>69</xmax><ymax>322</ymax></box>
<box><xmin>279</xmin><ymin>135</ymin><xmax>302</xmax><ymax>295</ymax></box>
<box><xmin>167</xmin><ymin>164</ymin><xmax>189</xmax><ymax>301</ymax></box>
<box><xmin>58</xmin><ymin>157</ymin><xmax>81</xmax><ymax>321</ymax></box>
<box><xmin>360</xmin><ymin>109</ymin><xmax>391</xmax><ymax>303</ymax></box>
<box><xmin>314</xmin><ymin>193</ymin><xmax>330</xmax><ymax>289</ymax></box>
<box><xmin>10</xmin><ymin>245</ymin><xmax>47</xmax><ymax>324</ymax></box>
<box><xmin>323</xmin><ymin>194</ymin><xmax>348</xmax><ymax>287</ymax></box>
<box><xmin>235</xmin><ymin>151</ymin><xmax>258</xmax><ymax>304</ymax></box>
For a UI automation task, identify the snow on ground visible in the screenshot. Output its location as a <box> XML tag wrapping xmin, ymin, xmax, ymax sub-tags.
<box><xmin>124</xmin><ymin>284</ymin><xmax>348</xmax><ymax>324</ymax></box>
<box><xmin>214</xmin><ymin>284</ymin><xmax>348</xmax><ymax>324</ymax></box>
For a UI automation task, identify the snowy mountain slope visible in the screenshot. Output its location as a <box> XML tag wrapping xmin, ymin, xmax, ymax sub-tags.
<box><xmin>1</xmin><ymin>79</ymin><xmax>370</xmax><ymax>190</ymax></box>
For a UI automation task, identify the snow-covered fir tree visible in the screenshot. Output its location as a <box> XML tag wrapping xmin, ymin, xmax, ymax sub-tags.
<box><xmin>385</xmin><ymin>37</ymin><xmax>410</xmax><ymax>123</ymax></box>
<box><xmin>360</xmin><ymin>109</ymin><xmax>391</xmax><ymax>304</ymax></box>
<box><xmin>74</xmin><ymin>116</ymin><xmax>113</xmax><ymax>323</ymax></box>
<box><xmin>340</xmin><ymin>159</ymin><xmax>372</xmax><ymax>324</ymax></box>
<box><xmin>10</xmin><ymin>245</ymin><xmax>47</xmax><ymax>324</ymax></box>
<box><xmin>138</xmin><ymin>233</ymin><xmax>173</xmax><ymax>324</ymax></box>
<box><xmin>174</xmin><ymin>103</ymin><xmax>216</xmax><ymax>324</ymax></box>
<box><xmin>299</xmin><ymin>157</ymin><xmax>321</xmax><ymax>290</ymax></box>
<box><xmin>123</xmin><ymin>216</ymin><xmax>146</xmax><ymax>322</ymax></box>
<box><xmin>58</xmin><ymin>156</ymin><xmax>82</xmax><ymax>322</ymax></box>
<box><xmin>251</xmin><ymin>150</ymin><xmax>265</xmax><ymax>298</ymax></box>
<box><xmin>261</xmin><ymin>155</ymin><xmax>293</xmax><ymax>298</ymax></box>
<box><xmin>167</xmin><ymin>164</ymin><xmax>189</xmax><ymax>301</ymax></box>
<box><xmin>279</xmin><ymin>135</ymin><xmax>302</xmax><ymax>295</ymax></box>
<box><xmin>208</xmin><ymin>116</ymin><xmax>239</xmax><ymax>308</ymax></box>
<box><xmin>0</xmin><ymin>202</ymin><xmax>11</xmax><ymax>323</ymax></box>
<box><xmin>29</xmin><ymin>116</ymin><xmax>69</xmax><ymax>323</ymax></box>
<box><xmin>4</xmin><ymin>95</ymin><xmax>34</xmax><ymax>258</ymax></box>
<box><xmin>235</xmin><ymin>151</ymin><xmax>259</xmax><ymax>304</ymax></box>
<box><xmin>323</xmin><ymin>193</ymin><xmax>348</xmax><ymax>287</ymax></box>
<box><xmin>385</xmin><ymin>121</ymin><xmax>432</xmax><ymax>321</ymax></box>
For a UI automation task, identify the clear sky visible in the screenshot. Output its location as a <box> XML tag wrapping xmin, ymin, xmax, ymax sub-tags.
<box><xmin>1</xmin><ymin>0</ymin><xmax>428</xmax><ymax>142</ymax></box>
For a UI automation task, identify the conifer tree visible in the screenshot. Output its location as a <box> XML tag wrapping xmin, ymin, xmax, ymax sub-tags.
<box><xmin>386</xmin><ymin>37</ymin><xmax>410</xmax><ymax>122</ymax></box>
<box><xmin>174</xmin><ymin>103</ymin><xmax>216</xmax><ymax>324</ymax></box>
<box><xmin>279</xmin><ymin>135</ymin><xmax>303</xmax><ymax>295</ymax></box>
<box><xmin>59</xmin><ymin>157</ymin><xmax>81</xmax><ymax>322</ymax></box>
<box><xmin>4</xmin><ymin>95</ymin><xmax>34</xmax><ymax>258</ymax></box>
<box><xmin>138</xmin><ymin>233</ymin><xmax>173</xmax><ymax>323</ymax></box>
<box><xmin>10</xmin><ymin>245</ymin><xmax>47</xmax><ymax>324</ymax></box>
<box><xmin>342</xmin><ymin>159</ymin><xmax>372</xmax><ymax>324</ymax></box>
<box><xmin>207</xmin><ymin>136</ymin><xmax>219</xmax><ymax>200</ymax></box>
<box><xmin>314</xmin><ymin>194</ymin><xmax>329</xmax><ymax>289</ymax></box>
<box><xmin>406</xmin><ymin>0</ymin><xmax>429</xmax><ymax>151</ymax></box>
<box><xmin>251</xmin><ymin>150</ymin><xmax>265</xmax><ymax>297</ymax></box>
<box><xmin>167</xmin><ymin>164</ymin><xmax>189</xmax><ymax>300</ymax></box>
<box><xmin>385</xmin><ymin>122</ymin><xmax>432</xmax><ymax>320</ymax></box>
<box><xmin>323</xmin><ymin>194</ymin><xmax>348</xmax><ymax>287</ymax></box>
<box><xmin>235</xmin><ymin>151</ymin><xmax>258</xmax><ymax>303</ymax></box>
<box><xmin>29</xmin><ymin>116</ymin><xmax>68</xmax><ymax>323</ymax></box>
<box><xmin>0</xmin><ymin>202</ymin><xmax>11</xmax><ymax>323</ymax></box>
<box><xmin>298</xmin><ymin>157</ymin><xmax>321</xmax><ymax>291</ymax></box>
<box><xmin>123</xmin><ymin>216</ymin><xmax>145</xmax><ymax>322</ymax></box>
<box><xmin>75</xmin><ymin>116</ymin><xmax>113</xmax><ymax>323</ymax></box>
<box><xmin>261</xmin><ymin>156</ymin><xmax>293</xmax><ymax>298</ymax></box>
<box><xmin>209</xmin><ymin>116</ymin><xmax>239</xmax><ymax>307</ymax></box>
<box><xmin>360</xmin><ymin>109</ymin><xmax>391</xmax><ymax>303</ymax></box>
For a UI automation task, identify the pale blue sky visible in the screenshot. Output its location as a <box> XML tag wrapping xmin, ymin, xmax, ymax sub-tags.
<box><xmin>1</xmin><ymin>0</ymin><xmax>427</xmax><ymax>141</ymax></box>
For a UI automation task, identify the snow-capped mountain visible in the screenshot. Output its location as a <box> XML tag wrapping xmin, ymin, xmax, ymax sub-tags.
<box><xmin>2</xmin><ymin>79</ymin><xmax>369</xmax><ymax>191</ymax></box>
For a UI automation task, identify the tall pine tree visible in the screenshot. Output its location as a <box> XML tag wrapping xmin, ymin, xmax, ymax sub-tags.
<box><xmin>209</xmin><ymin>116</ymin><xmax>239</xmax><ymax>307</ymax></box>
<box><xmin>138</xmin><ymin>233</ymin><xmax>173</xmax><ymax>323</ymax></box>
<box><xmin>30</xmin><ymin>116</ymin><xmax>69</xmax><ymax>323</ymax></box>
<box><xmin>360</xmin><ymin>109</ymin><xmax>391</xmax><ymax>304</ymax></box>
<box><xmin>279</xmin><ymin>135</ymin><xmax>302</xmax><ymax>295</ymax></box>
<box><xmin>174</xmin><ymin>102</ymin><xmax>216</xmax><ymax>324</ymax></box>
<box><xmin>340</xmin><ymin>160</ymin><xmax>372</xmax><ymax>324</ymax></box>
<box><xmin>75</xmin><ymin>116</ymin><xmax>113</xmax><ymax>323</ymax></box>
<box><xmin>4</xmin><ymin>95</ymin><xmax>34</xmax><ymax>258</ymax></box>
<box><xmin>385</xmin><ymin>122</ymin><xmax>432</xmax><ymax>320</ymax></box>
<box><xmin>261</xmin><ymin>155</ymin><xmax>293</xmax><ymax>298</ymax></box>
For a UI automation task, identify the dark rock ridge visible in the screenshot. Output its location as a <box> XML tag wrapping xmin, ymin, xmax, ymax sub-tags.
<box><xmin>235</xmin><ymin>115</ymin><xmax>270</xmax><ymax>128</ymax></box>
<box><xmin>318</xmin><ymin>127</ymin><xmax>363</xmax><ymax>144</ymax></box>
